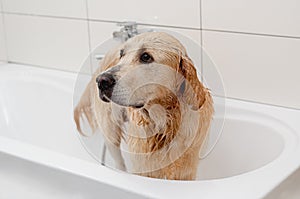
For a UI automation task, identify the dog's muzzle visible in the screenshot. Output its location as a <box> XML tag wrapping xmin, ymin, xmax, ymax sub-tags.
<box><xmin>96</xmin><ymin>73</ymin><xmax>116</xmax><ymax>102</ymax></box>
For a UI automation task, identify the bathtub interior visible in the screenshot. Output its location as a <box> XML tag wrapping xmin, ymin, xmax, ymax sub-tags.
<box><xmin>0</xmin><ymin>72</ymin><xmax>96</xmax><ymax>163</ymax></box>
<box><xmin>0</xmin><ymin>66</ymin><xmax>285</xmax><ymax>181</ymax></box>
<box><xmin>197</xmin><ymin>117</ymin><xmax>284</xmax><ymax>179</ymax></box>
<box><xmin>97</xmin><ymin>116</ymin><xmax>285</xmax><ymax>180</ymax></box>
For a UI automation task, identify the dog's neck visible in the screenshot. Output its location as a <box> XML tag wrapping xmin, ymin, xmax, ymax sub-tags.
<box><xmin>127</xmin><ymin>91</ymin><xmax>181</xmax><ymax>153</ymax></box>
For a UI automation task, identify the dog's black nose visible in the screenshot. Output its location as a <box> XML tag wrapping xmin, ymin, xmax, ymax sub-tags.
<box><xmin>96</xmin><ymin>73</ymin><xmax>116</xmax><ymax>102</ymax></box>
<box><xmin>97</xmin><ymin>73</ymin><xmax>116</xmax><ymax>90</ymax></box>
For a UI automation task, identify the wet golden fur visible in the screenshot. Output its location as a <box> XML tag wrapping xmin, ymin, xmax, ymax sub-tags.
<box><xmin>74</xmin><ymin>32</ymin><xmax>213</xmax><ymax>180</ymax></box>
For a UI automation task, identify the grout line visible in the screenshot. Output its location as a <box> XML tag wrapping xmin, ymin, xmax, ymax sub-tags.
<box><xmin>86</xmin><ymin>18</ymin><xmax>202</xmax><ymax>30</ymax></box>
<box><xmin>3</xmin><ymin>10</ymin><xmax>300</xmax><ymax>40</ymax></box>
<box><xmin>7</xmin><ymin>61</ymin><xmax>81</xmax><ymax>74</ymax></box>
<box><xmin>87</xmin><ymin>18</ymin><xmax>201</xmax><ymax>30</ymax></box>
<box><xmin>213</xmin><ymin>94</ymin><xmax>300</xmax><ymax>111</ymax></box>
<box><xmin>202</xmin><ymin>28</ymin><xmax>300</xmax><ymax>40</ymax></box>
<box><xmin>0</xmin><ymin>4</ymin><xmax>9</xmax><ymax>62</ymax></box>
<box><xmin>1</xmin><ymin>11</ymin><xmax>201</xmax><ymax>31</ymax></box>
<box><xmin>85</xmin><ymin>0</ymin><xmax>93</xmax><ymax>75</ymax></box>
<box><xmin>119</xmin><ymin>22</ymin><xmax>200</xmax><ymax>31</ymax></box>
<box><xmin>2</xmin><ymin>11</ymin><xmax>87</xmax><ymax>21</ymax></box>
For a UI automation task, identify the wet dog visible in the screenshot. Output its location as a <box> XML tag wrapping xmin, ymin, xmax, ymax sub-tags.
<box><xmin>74</xmin><ymin>32</ymin><xmax>213</xmax><ymax>180</ymax></box>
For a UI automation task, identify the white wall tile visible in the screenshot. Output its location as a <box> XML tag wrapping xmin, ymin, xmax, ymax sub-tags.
<box><xmin>87</xmin><ymin>0</ymin><xmax>200</xmax><ymax>28</ymax></box>
<box><xmin>89</xmin><ymin>21</ymin><xmax>202</xmax><ymax>72</ymax></box>
<box><xmin>202</xmin><ymin>30</ymin><xmax>300</xmax><ymax>109</ymax></box>
<box><xmin>89</xmin><ymin>22</ymin><xmax>119</xmax><ymax>51</ymax></box>
<box><xmin>4</xmin><ymin>14</ymin><xmax>89</xmax><ymax>72</ymax></box>
<box><xmin>2</xmin><ymin>0</ymin><xmax>87</xmax><ymax>18</ymax></box>
<box><xmin>202</xmin><ymin>0</ymin><xmax>300</xmax><ymax>37</ymax></box>
<box><xmin>0</xmin><ymin>13</ymin><xmax>7</xmax><ymax>61</ymax></box>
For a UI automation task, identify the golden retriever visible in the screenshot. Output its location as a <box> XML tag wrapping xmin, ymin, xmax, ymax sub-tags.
<box><xmin>74</xmin><ymin>32</ymin><xmax>213</xmax><ymax>180</ymax></box>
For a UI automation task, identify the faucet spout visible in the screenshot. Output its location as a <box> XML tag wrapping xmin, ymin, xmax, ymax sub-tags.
<box><xmin>113</xmin><ymin>21</ymin><xmax>139</xmax><ymax>42</ymax></box>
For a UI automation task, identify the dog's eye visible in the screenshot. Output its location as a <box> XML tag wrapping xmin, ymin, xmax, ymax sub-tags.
<box><xmin>140</xmin><ymin>52</ymin><xmax>153</xmax><ymax>63</ymax></box>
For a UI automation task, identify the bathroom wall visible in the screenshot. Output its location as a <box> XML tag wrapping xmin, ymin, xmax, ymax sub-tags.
<box><xmin>0</xmin><ymin>0</ymin><xmax>299</xmax><ymax>109</ymax></box>
<box><xmin>201</xmin><ymin>0</ymin><xmax>300</xmax><ymax>110</ymax></box>
<box><xmin>0</xmin><ymin>0</ymin><xmax>201</xmax><ymax>73</ymax></box>
<box><xmin>0</xmin><ymin>1</ymin><xmax>7</xmax><ymax>63</ymax></box>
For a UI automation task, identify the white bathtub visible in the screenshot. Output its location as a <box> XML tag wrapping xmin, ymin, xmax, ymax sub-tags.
<box><xmin>1</xmin><ymin>63</ymin><xmax>300</xmax><ymax>199</ymax></box>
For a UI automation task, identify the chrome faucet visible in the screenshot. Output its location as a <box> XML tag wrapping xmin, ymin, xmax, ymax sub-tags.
<box><xmin>113</xmin><ymin>21</ymin><xmax>139</xmax><ymax>42</ymax></box>
<box><xmin>95</xmin><ymin>21</ymin><xmax>153</xmax><ymax>60</ymax></box>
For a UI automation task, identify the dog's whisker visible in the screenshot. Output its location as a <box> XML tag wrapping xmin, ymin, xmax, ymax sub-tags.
<box><xmin>103</xmin><ymin>94</ymin><xmax>111</xmax><ymax>102</ymax></box>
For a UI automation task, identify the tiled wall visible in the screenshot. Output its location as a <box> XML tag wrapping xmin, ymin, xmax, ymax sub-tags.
<box><xmin>0</xmin><ymin>1</ymin><xmax>7</xmax><ymax>62</ymax></box>
<box><xmin>0</xmin><ymin>0</ymin><xmax>299</xmax><ymax>109</ymax></box>
<box><xmin>201</xmin><ymin>0</ymin><xmax>300</xmax><ymax>109</ymax></box>
<box><xmin>0</xmin><ymin>0</ymin><xmax>201</xmax><ymax>73</ymax></box>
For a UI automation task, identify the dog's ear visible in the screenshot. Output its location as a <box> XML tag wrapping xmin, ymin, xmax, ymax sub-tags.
<box><xmin>74</xmin><ymin>80</ymin><xmax>98</xmax><ymax>136</ymax></box>
<box><xmin>178</xmin><ymin>55</ymin><xmax>206</xmax><ymax>110</ymax></box>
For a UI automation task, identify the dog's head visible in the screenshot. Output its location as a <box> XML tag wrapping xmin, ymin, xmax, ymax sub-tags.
<box><xmin>96</xmin><ymin>32</ymin><xmax>206</xmax><ymax>110</ymax></box>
